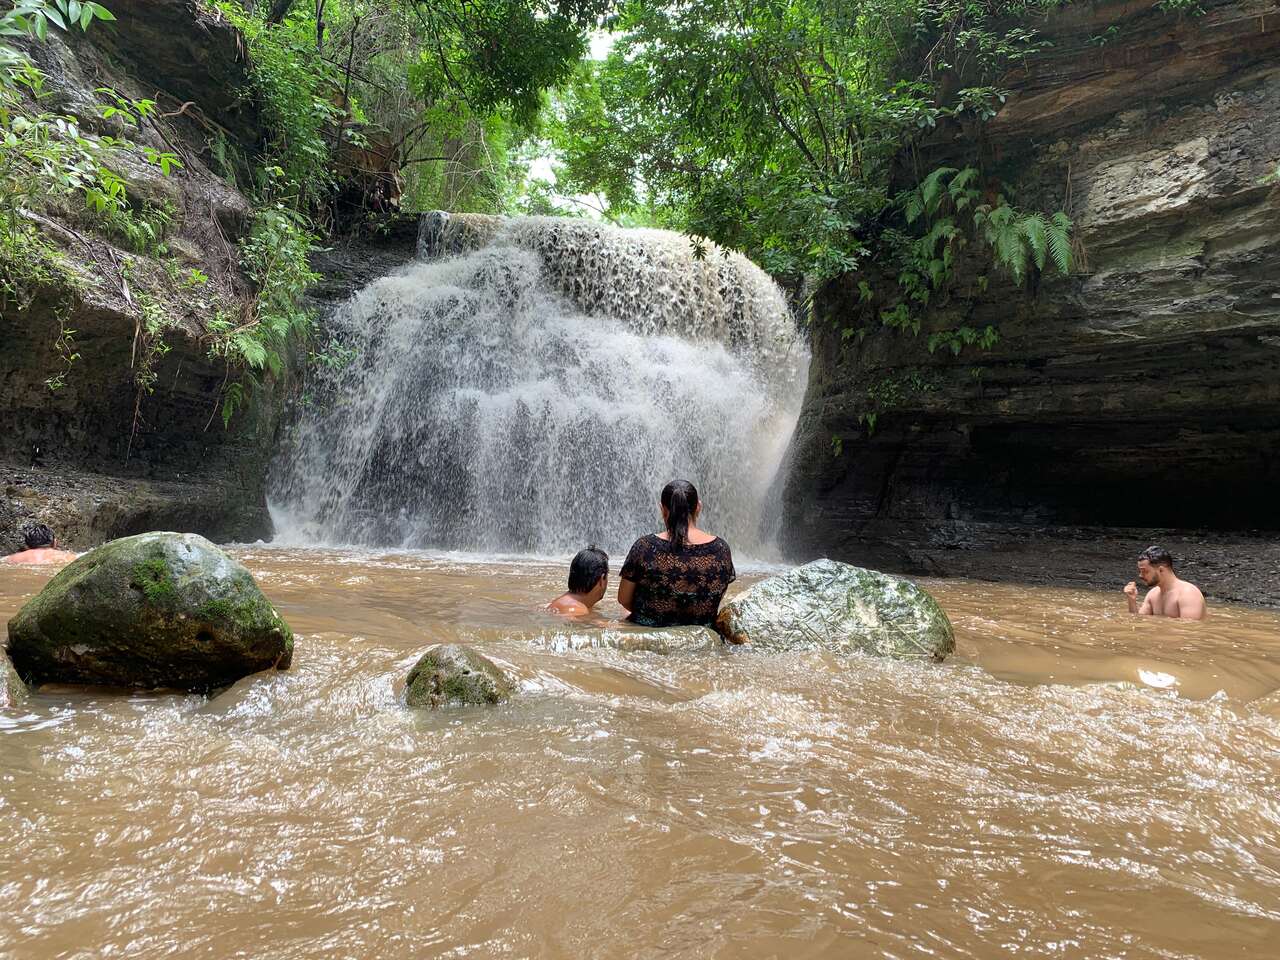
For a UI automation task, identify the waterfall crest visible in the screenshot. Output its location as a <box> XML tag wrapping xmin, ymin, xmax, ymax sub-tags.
<box><xmin>269</xmin><ymin>215</ymin><xmax>809</xmax><ymax>557</ymax></box>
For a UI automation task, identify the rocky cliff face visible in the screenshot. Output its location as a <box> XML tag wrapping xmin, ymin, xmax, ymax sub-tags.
<box><xmin>781</xmin><ymin>0</ymin><xmax>1280</xmax><ymax>601</ymax></box>
<box><xmin>0</xmin><ymin>2</ymin><xmax>287</xmax><ymax>551</ymax></box>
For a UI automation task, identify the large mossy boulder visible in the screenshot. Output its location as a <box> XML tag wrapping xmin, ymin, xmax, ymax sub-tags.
<box><xmin>406</xmin><ymin>644</ymin><xmax>514</xmax><ymax>708</ymax></box>
<box><xmin>715</xmin><ymin>559</ymin><xmax>955</xmax><ymax>661</ymax></box>
<box><xmin>6</xmin><ymin>532</ymin><xmax>293</xmax><ymax>690</ymax></box>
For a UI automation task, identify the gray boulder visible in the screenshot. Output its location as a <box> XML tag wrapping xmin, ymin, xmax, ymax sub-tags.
<box><xmin>406</xmin><ymin>644</ymin><xmax>514</xmax><ymax>708</ymax></box>
<box><xmin>715</xmin><ymin>559</ymin><xmax>955</xmax><ymax>661</ymax></box>
<box><xmin>6</xmin><ymin>532</ymin><xmax>293</xmax><ymax>690</ymax></box>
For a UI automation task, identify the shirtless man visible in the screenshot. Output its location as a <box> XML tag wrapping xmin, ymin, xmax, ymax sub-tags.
<box><xmin>547</xmin><ymin>546</ymin><xmax>609</xmax><ymax>618</ymax></box>
<box><xmin>3</xmin><ymin>523</ymin><xmax>77</xmax><ymax>566</ymax></box>
<box><xmin>1124</xmin><ymin>545</ymin><xmax>1205</xmax><ymax>620</ymax></box>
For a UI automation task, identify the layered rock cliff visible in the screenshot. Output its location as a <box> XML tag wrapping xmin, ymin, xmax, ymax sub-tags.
<box><xmin>781</xmin><ymin>0</ymin><xmax>1280</xmax><ymax>601</ymax></box>
<box><xmin>0</xmin><ymin>2</ymin><xmax>286</xmax><ymax>551</ymax></box>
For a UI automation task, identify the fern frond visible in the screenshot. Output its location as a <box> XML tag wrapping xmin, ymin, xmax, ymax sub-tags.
<box><xmin>949</xmin><ymin>166</ymin><xmax>979</xmax><ymax>202</ymax></box>
<box><xmin>920</xmin><ymin>166</ymin><xmax>957</xmax><ymax>216</ymax></box>
<box><xmin>991</xmin><ymin>216</ymin><xmax>1025</xmax><ymax>282</ymax></box>
<box><xmin>919</xmin><ymin>217</ymin><xmax>958</xmax><ymax>257</ymax></box>
<box><xmin>1018</xmin><ymin>212</ymin><xmax>1048</xmax><ymax>270</ymax></box>
<box><xmin>1047</xmin><ymin>211</ymin><xmax>1073</xmax><ymax>274</ymax></box>
<box><xmin>904</xmin><ymin>191</ymin><xmax>924</xmax><ymax>224</ymax></box>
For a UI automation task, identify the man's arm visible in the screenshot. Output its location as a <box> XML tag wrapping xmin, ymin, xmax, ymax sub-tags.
<box><xmin>1125</xmin><ymin>581</ymin><xmax>1155</xmax><ymax>615</ymax></box>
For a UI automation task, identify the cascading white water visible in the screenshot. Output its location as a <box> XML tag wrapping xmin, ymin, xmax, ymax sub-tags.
<box><xmin>269</xmin><ymin>215</ymin><xmax>810</xmax><ymax>557</ymax></box>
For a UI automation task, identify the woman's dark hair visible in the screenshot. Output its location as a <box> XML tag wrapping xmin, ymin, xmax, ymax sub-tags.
<box><xmin>660</xmin><ymin>480</ymin><xmax>699</xmax><ymax>550</ymax></box>
<box><xmin>568</xmin><ymin>546</ymin><xmax>609</xmax><ymax>593</ymax></box>
<box><xmin>23</xmin><ymin>523</ymin><xmax>54</xmax><ymax>548</ymax></box>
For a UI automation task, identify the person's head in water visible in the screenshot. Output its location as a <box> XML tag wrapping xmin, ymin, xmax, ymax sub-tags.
<box><xmin>23</xmin><ymin>523</ymin><xmax>55</xmax><ymax>549</ymax></box>
<box><xmin>1136</xmin><ymin>545</ymin><xmax>1174</xmax><ymax>586</ymax></box>
<box><xmin>660</xmin><ymin>480</ymin><xmax>701</xmax><ymax>550</ymax></box>
<box><xmin>567</xmin><ymin>546</ymin><xmax>609</xmax><ymax>604</ymax></box>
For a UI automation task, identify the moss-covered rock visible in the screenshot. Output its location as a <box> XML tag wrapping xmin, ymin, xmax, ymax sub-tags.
<box><xmin>1</xmin><ymin>655</ymin><xmax>28</xmax><ymax>709</ymax></box>
<box><xmin>6</xmin><ymin>532</ymin><xmax>293</xmax><ymax>690</ymax></box>
<box><xmin>405</xmin><ymin>644</ymin><xmax>514</xmax><ymax>708</ymax></box>
<box><xmin>715</xmin><ymin>559</ymin><xmax>955</xmax><ymax>661</ymax></box>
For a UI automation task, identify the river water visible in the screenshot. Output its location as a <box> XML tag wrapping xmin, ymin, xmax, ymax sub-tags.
<box><xmin>2</xmin><ymin>548</ymin><xmax>1279</xmax><ymax>958</ymax></box>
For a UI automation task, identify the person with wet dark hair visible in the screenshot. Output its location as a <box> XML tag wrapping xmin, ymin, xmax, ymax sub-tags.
<box><xmin>3</xmin><ymin>523</ymin><xmax>77</xmax><ymax>566</ymax></box>
<box><xmin>1124</xmin><ymin>545</ymin><xmax>1205</xmax><ymax>620</ymax></box>
<box><xmin>617</xmin><ymin>480</ymin><xmax>735</xmax><ymax>627</ymax></box>
<box><xmin>548</xmin><ymin>546</ymin><xmax>610</xmax><ymax>617</ymax></box>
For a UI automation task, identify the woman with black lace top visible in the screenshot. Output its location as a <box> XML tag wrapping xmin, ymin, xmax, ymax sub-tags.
<box><xmin>617</xmin><ymin>480</ymin><xmax>736</xmax><ymax>627</ymax></box>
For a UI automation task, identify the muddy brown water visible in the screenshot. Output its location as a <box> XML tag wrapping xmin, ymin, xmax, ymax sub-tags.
<box><xmin>2</xmin><ymin>547</ymin><xmax>1280</xmax><ymax>958</ymax></box>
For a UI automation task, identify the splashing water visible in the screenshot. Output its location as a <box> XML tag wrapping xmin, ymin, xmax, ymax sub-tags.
<box><xmin>269</xmin><ymin>216</ymin><xmax>809</xmax><ymax>556</ymax></box>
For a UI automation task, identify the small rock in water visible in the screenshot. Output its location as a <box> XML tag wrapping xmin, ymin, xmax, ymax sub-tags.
<box><xmin>405</xmin><ymin>644</ymin><xmax>514</xmax><ymax>708</ymax></box>
<box><xmin>1</xmin><ymin>656</ymin><xmax>28</xmax><ymax>709</ymax></box>
<box><xmin>715</xmin><ymin>559</ymin><xmax>955</xmax><ymax>661</ymax></box>
<box><xmin>6</xmin><ymin>532</ymin><xmax>293</xmax><ymax>691</ymax></box>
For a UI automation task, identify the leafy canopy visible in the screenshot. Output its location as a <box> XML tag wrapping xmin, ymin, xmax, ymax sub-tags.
<box><xmin>549</xmin><ymin>0</ymin><xmax>1067</xmax><ymax>286</ymax></box>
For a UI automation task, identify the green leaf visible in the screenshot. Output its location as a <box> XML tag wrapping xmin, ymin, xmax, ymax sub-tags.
<box><xmin>1047</xmin><ymin>211</ymin><xmax>1073</xmax><ymax>274</ymax></box>
<box><xmin>1018</xmin><ymin>212</ymin><xmax>1048</xmax><ymax>270</ymax></box>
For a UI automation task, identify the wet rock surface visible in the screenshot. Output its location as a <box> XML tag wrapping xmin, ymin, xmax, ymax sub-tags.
<box><xmin>781</xmin><ymin>0</ymin><xmax>1280</xmax><ymax>600</ymax></box>
<box><xmin>0</xmin><ymin>2</ymin><xmax>294</xmax><ymax>550</ymax></box>
<box><xmin>0</xmin><ymin>655</ymin><xmax>28</xmax><ymax>709</ymax></box>
<box><xmin>715</xmin><ymin>559</ymin><xmax>955</xmax><ymax>661</ymax></box>
<box><xmin>537</xmin><ymin>625</ymin><xmax>723</xmax><ymax>655</ymax></box>
<box><xmin>6</xmin><ymin>532</ymin><xmax>293</xmax><ymax>690</ymax></box>
<box><xmin>405</xmin><ymin>644</ymin><xmax>515</xmax><ymax>708</ymax></box>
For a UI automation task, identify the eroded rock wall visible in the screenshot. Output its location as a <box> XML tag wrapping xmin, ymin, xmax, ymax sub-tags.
<box><xmin>781</xmin><ymin>0</ymin><xmax>1280</xmax><ymax>601</ymax></box>
<box><xmin>0</xmin><ymin>2</ymin><xmax>286</xmax><ymax>551</ymax></box>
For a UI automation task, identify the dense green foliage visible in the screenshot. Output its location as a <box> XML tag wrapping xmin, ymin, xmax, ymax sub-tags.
<box><xmin>200</xmin><ymin>0</ymin><xmax>610</xmax><ymax>418</ymax></box>
<box><xmin>219</xmin><ymin>0</ymin><xmax>607</xmax><ymax>217</ymax></box>
<box><xmin>0</xmin><ymin>1</ymin><xmax>171</xmax><ymax>308</ymax></box>
<box><xmin>545</xmin><ymin>0</ymin><xmax>1077</xmax><ymax>346</ymax></box>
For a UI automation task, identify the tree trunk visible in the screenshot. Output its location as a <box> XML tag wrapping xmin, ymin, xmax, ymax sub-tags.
<box><xmin>265</xmin><ymin>0</ymin><xmax>297</xmax><ymax>24</ymax></box>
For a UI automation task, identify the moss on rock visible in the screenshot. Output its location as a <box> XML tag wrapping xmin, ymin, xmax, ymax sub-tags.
<box><xmin>715</xmin><ymin>558</ymin><xmax>955</xmax><ymax>661</ymax></box>
<box><xmin>405</xmin><ymin>644</ymin><xmax>514</xmax><ymax>708</ymax></box>
<box><xmin>6</xmin><ymin>531</ymin><xmax>293</xmax><ymax>691</ymax></box>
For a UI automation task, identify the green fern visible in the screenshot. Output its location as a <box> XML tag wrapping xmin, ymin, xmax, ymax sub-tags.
<box><xmin>903</xmin><ymin>190</ymin><xmax>924</xmax><ymax>225</ymax></box>
<box><xmin>948</xmin><ymin>167</ymin><xmax>979</xmax><ymax>209</ymax></box>
<box><xmin>1018</xmin><ymin>212</ymin><xmax>1047</xmax><ymax>270</ymax></box>
<box><xmin>1047</xmin><ymin>211</ymin><xmax>1073</xmax><ymax>274</ymax></box>
<box><xmin>918</xmin><ymin>217</ymin><xmax>958</xmax><ymax>257</ymax></box>
<box><xmin>919</xmin><ymin>166</ymin><xmax>957</xmax><ymax>218</ymax></box>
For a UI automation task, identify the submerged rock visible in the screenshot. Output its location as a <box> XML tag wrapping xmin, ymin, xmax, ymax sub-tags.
<box><xmin>539</xmin><ymin>625</ymin><xmax>722</xmax><ymax>655</ymax></box>
<box><xmin>406</xmin><ymin>644</ymin><xmax>514</xmax><ymax>708</ymax></box>
<box><xmin>715</xmin><ymin>559</ymin><xmax>955</xmax><ymax>661</ymax></box>
<box><xmin>6</xmin><ymin>532</ymin><xmax>293</xmax><ymax>690</ymax></box>
<box><xmin>1</xmin><ymin>656</ymin><xmax>28</xmax><ymax>709</ymax></box>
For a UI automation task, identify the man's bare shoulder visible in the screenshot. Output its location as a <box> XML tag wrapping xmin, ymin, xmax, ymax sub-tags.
<box><xmin>548</xmin><ymin>594</ymin><xmax>590</xmax><ymax>616</ymax></box>
<box><xmin>4</xmin><ymin>548</ymin><xmax>76</xmax><ymax>566</ymax></box>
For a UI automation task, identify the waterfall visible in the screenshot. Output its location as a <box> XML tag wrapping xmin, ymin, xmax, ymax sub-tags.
<box><xmin>269</xmin><ymin>215</ymin><xmax>810</xmax><ymax>558</ymax></box>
